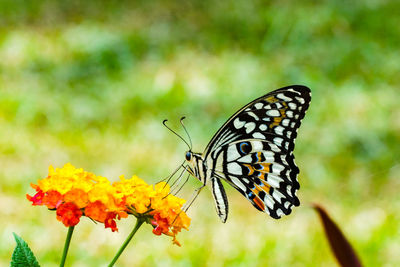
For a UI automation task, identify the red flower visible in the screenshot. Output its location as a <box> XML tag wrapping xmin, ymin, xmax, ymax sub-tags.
<box><xmin>105</xmin><ymin>213</ymin><xmax>118</xmax><ymax>232</ymax></box>
<box><xmin>26</xmin><ymin>189</ymin><xmax>44</xmax><ymax>206</ymax></box>
<box><xmin>151</xmin><ymin>213</ymin><xmax>170</xmax><ymax>235</ymax></box>
<box><xmin>56</xmin><ymin>202</ymin><xmax>82</xmax><ymax>227</ymax></box>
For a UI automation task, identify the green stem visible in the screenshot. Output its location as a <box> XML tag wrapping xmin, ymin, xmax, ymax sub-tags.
<box><xmin>108</xmin><ymin>218</ymin><xmax>145</xmax><ymax>267</ymax></box>
<box><xmin>60</xmin><ymin>226</ymin><xmax>75</xmax><ymax>267</ymax></box>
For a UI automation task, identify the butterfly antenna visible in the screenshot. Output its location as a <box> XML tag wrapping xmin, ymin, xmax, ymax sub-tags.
<box><xmin>163</xmin><ymin>119</ymin><xmax>191</xmax><ymax>150</ymax></box>
<box><xmin>180</xmin><ymin>116</ymin><xmax>192</xmax><ymax>150</ymax></box>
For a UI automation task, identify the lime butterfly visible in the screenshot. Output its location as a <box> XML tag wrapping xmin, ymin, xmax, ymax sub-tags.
<box><xmin>181</xmin><ymin>85</ymin><xmax>311</xmax><ymax>222</ymax></box>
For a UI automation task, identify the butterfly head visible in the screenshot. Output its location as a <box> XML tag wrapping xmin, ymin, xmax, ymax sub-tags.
<box><xmin>184</xmin><ymin>151</ymin><xmax>195</xmax><ymax>176</ymax></box>
<box><xmin>185</xmin><ymin>151</ymin><xmax>193</xmax><ymax>161</ymax></box>
<box><xmin>184</xmin><ymin>150</ymin><xmax>206</xmax><ymax>183</ymax></box>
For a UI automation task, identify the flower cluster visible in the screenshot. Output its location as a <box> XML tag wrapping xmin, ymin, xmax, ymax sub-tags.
<box><xmin>27</xmin><ymin>163</ymin><xmax>190</xmax><ymax>245</ymax></box>
<box><xmin>112</xmin><ymin>175</ymin><xmax>191</xmax><ymax>246</ymax></box>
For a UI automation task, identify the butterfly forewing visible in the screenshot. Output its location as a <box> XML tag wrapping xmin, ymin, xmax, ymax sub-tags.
<box><xmin>204</xmin><ymin>85</ymin><xmax>311</xmax><ymax>159</ymax></box>
<box><xmin>203</xmin><ymin>85</ymin><xmax>311</xmax><ymax>221</ymax></box>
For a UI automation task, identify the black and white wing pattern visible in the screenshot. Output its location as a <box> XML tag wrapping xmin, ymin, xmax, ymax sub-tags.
<box><xmin>204</xmin><ymin>85</ymin><xmax>311</xmax><ymax>220</ymax></box>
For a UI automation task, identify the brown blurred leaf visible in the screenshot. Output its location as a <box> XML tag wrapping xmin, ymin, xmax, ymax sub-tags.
<box><xmin>312</xmin><ymin>203</ymin><xmax>363</xmax><ymax>267</ymax></box>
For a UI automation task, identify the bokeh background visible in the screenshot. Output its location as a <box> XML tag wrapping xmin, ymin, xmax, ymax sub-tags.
<box><xmin>1</xmin><ymin>1</ymin><xmax>400</xmax><ymax>266</ymax></box>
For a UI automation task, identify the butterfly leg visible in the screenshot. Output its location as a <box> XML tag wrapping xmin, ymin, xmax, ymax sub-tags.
<box><xmin>157</xmin><ymin>160</ymin><xmax>186</xmax><ymax>187</ymax></box>
<box><xmin>171</xmin><ymin>184</ymin><xmax>205</xmax><ymax>225</ymax></box>
<box><xmin>169</xmin><ymin>167</ymin><xmax>188</xmax><ymax>194</ymax></box>
<box><xmin>182</xmin><ymin>184</ymin><xmax>206</xmax><ymax>213</ymax></box>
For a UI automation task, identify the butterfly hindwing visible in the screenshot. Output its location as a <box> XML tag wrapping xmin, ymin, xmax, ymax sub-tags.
<box><xmin>211</xmin><ymin>139</ymin><xmax>299</xmax><ymax>219</ymax></box>
<box><xmin>202</xmin><ymin>85</ymin><xmax>310</xmax><ymax>220</ymax></box>
<box><xmin>210</xmin><ymin>178</ymin><xmax>229</xmax><ymax>223</ymax></box>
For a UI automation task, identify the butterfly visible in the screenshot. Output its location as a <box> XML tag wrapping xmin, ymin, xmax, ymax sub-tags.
<box><xmin>180</xmin><ymin>85</ymin><xmax>311</xmax><ymax>222</ymax></box>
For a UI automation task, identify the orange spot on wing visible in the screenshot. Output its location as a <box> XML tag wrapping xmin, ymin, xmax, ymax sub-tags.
<box><xmin>270</xmin><ymin>105</ymin><xmax>287</xmax><ymax>128</ymax></box>
<box><xmin>261</xmin><ymin>183</ymin><xmax>271</xmax><ymax>194</ymax></box>
<box><xmin>270</xmin><ymin>115</ymin><xmax>284</xmax><ymax>127</ymax></box>
<box><xmin>253</xmin><ymin>195</ymin><xmax>265</xmax><ymax>211</ymax></box>
<box><xmin>251</xmin><ymin>184</ymin><xmax>269</xmax><ymax>211</ymax></box>
<box><xmin>255</xmin><ymin>183</ymin><xmax>271</xmax><ymax>195</ymax></box>
<box><xmin>265</xmin><ymin>96</ymin><xmax>279</xmax><ymax>103</ymax></box>
<box><xmin>259</xmin><ymin>180</ymin><xmax>271</xmax><ymax>193</ymax></box>
<box><xmin>243</xmin><ymin>163</ymin><xmax>255</xmax><ymax>175</ymax></box>
<box><xmin>259</xmin><ymin>163</ymin><xmax>271</xmax><ymax>173</ymax></box>
<box><xmin>243</xmin><ymin>162</ymin><xmax>271</xmax><ymax>177</ymax></box>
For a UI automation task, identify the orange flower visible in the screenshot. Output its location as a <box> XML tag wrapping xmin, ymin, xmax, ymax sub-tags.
<box><xmin>84</xmin><ymin>201</ymin><xmax>108</xmax><ymax>223</ymax></box>
<box><xmin>64</xmin><ymin>189</ymin><xmax>88</xmax><ymax>209</ymax></box>
<box><xmin>43</xmin><ymin>190</ymin><xmax>63</xmax><ymax>209</ymax></box>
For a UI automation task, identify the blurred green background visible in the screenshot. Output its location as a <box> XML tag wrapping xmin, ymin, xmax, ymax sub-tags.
<box><xmin>1</xmin><ymin>1</ymin><xmax>399</xmax><ymax>266</ymax></box>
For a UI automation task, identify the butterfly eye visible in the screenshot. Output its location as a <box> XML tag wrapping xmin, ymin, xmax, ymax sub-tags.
<box><xmin>185</xmin><ymin>151</ymin><xmax>192</xmax><ymax>161</ymax></box>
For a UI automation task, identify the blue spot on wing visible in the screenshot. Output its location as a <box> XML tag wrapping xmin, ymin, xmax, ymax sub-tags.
<box><xmin>247</xmin><ymin>191</ymin><xmax>255</xmax><ymax>199</ymax></box>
